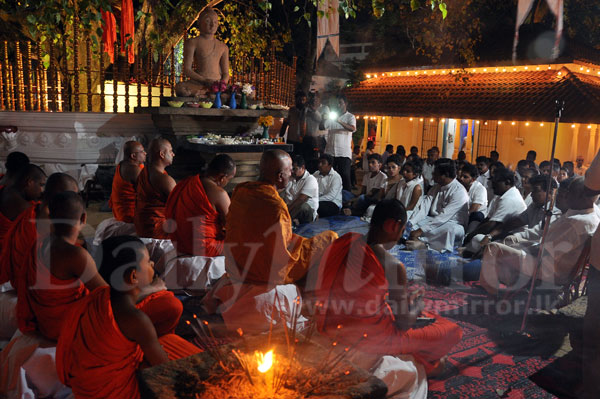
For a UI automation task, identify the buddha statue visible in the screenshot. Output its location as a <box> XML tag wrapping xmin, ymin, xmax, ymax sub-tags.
<box><xmin>175</xmin><ymin>8</ymin><xmax>230</xmax><ymax>97</ymax></box>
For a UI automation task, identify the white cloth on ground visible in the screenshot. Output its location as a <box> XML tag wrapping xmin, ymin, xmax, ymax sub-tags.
<box><xmin>0</xmin><ymin>331</ymin><xmax>72</xmax><ymax>399</ymax></box>
<box><xmin>92</xmin><ymin>217</ymin><xmax>137</xmax><ymax>246</ymax></box>
<box><xmin>371</xmin><ymin>355</ymin><xmax>427</xmax><ymax>399</ymax></box>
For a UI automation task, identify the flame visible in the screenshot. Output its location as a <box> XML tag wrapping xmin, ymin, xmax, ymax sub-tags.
<box><xmin>256</xmin><ymin>350</ymin><xmax>274</xmax><ymax>373</ymax></box>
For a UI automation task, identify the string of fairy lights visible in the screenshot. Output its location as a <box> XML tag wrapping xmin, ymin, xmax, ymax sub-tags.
<box><xmin>355</xmin><ymin>115</ymin><xmax>596</xmax><ymax>130</ymax></box>
<box><xmin>355</xmin><ymin>62</ymin><xmax>599</xmax><ymax>129</ymax></box>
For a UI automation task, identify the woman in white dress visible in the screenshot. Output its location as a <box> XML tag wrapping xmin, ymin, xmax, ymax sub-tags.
<box><xmin>397</xmin><ymin>160</ymin><xmax>424</xmax><ymax>218</ymax></box>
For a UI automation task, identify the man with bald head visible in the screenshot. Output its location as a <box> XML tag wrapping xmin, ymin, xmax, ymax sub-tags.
<box><xmin>109</xmin><ymin>141</ymin><xmax>146</xmax><ymax>223</ymax></box>
<box><xmin>202</xmin><ymin>149</ymin><xmax>338</xmax><ymax>332</ymax></box>
<box><xmin>0</xmin><ymin>163</ymin><xmax>45</xmax><ymax>246</ymax></box>
<box><xmin>166</xmin><ymin>154</ymin><xmax>236</xmax><ymax>256</ymax></box>
<box><xmin>0</xmin><ymin>151</ymin><xmax>30</xmax><ymax>186</ymax></box>
<box><xmin>134</xmin><ymin>138</ymin><xmax>176</xmax><ymax>238</ymax></box>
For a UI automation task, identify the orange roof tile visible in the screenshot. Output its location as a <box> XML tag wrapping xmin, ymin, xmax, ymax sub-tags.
<box><xmin>345</xmin><ymin>66</ymin><xmax>600</xmax><ymax>123</ymax></box>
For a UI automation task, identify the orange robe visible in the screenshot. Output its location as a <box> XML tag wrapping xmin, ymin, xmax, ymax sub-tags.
<box><xmin>0</xmin><ymin>204</ymin><xmax>38</xmax><ymax>288</ymax></box>
<box><xmin>56</xmin><ymin>286</ymin><xmax>200</xmax><ymax>399</ymax></box>
<box><xmin>17</xmin><ymin>241</ymin><xmax>89</xmax><ymax>341</ymax></box>
<box><xmin>134</xmin><ymin>168</ymin><xmax>168</xmax><ymax>239</ymax></box>
<box><xmin>165</xmin><ymin>175</ymin><xmax>224</xmax><ymax>256</ymax></box>
<box><xmin>109</xmin><ymin>164</ymin><xmax>142</xmax><ymax>223</ymax></box>
<box><xmin>225</xmin><ymin>181</ymin><xmax>338</xmax><ymax>284</ymax></box>
<box><xmin>315</xmin><ymin>232</ymin><xmax>462</xmax><ymax>372</ymax></box>
<box><xmin>136</xmin><ymin>290</ymin><xmax>183</xmax><ymax>337</ymax></box>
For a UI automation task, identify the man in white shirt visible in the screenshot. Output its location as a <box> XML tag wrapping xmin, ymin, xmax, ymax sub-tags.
<box><xmin>462</xmin><ymin>168</ymin><xmax>527</xmax><ymax>255</ymax></box>
<box><xmin>422</xmin><ymin>148</ymin><xmax>437</xmax><ymax>192</ymax></box>
<box><xmin>313</xmin><ymin>154</ymin><xmax>343</xmax><ymax>217</ymax></box>
<box><xmin>475</xmin><ymin>156</ymin><xmax>492</xmax><ymax>201</ymax></box>
<box><xmin>407</xmin><ymin>158</ymin><xmax>469</xmax><ymax>252</ymax></box>
<box><xmin>458</xmin><ymin>163</ymin><xmax>488</xmax><ymax>234</ymax></box>
<box><xmin>323</xmin><ymin>95</ymin><xmax>356</xmax><ymax>191</ymax></box>
<box><xmin>282</xmin><ymin>155</ymin><xmax>319</xmax><ymax>225</ymax></box>
<box><xmin>575</xmin><ymin>155</ymin><xmax>587</xmax><ymax>176</ymax></box>
<box><xmin>480</xmin><ymin>177</ymin><xmax>600</xmax><ymax>295</ymax></box>
<box><xmin>381</xmin><ymin>144</ymin><xmax>394</xmax><ymax>166</ymax></box>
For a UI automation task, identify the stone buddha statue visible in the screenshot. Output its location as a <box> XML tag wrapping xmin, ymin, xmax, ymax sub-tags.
<box><xmin>175</xmin><ymin>8</ymin><xmax>230</xmax><ymax>97</ymax></box>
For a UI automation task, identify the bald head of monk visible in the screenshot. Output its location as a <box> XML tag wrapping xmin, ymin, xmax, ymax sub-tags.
<box><xmin>568</xmin><ymin>176</ymin><xmax>598</xmax><ymax>210</ymax></box>
<box><xmin>43</xmin><ymin>173</ymin><xmax>79</xmax><ymax>204</ymax></box>
<box><xmin>123</xmin><ymin>141</ymin><xmax>146</xmax><ymax>165</ymax></box>
<box><xmin>15</xmin><ymin>163</ymin><xmax>47</xmax><ymax>201</ymax></box>
<box><xmin>367</xmin><ymin>199</ymin><xmax>407</xmax><ymax>250</ymax></box>
<box><xmin>206</xmin><ymin>154</ymin><xmax>236</xmax><ymax>187</ymax></box>
<box><xmin>148</xmin><ymin>138</ymin><xmax>174</xmax><ymax>167</ymax></box>
<box><xmin>3</xmin><ymin>151</ymin><xmax>30</xmax><ymax>185</ymax></box>
<box><xmin>49</xmin><ymin>190</ymin><xmax>86</xmax><ymax>235</ymax></box>
<box><xmin>259</xmin><ymin>149</ymin><xmax>292</xmax><ymax>190</ymax></box>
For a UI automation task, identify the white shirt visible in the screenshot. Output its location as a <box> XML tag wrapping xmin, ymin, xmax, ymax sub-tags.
<box><xmin>397</xmin><ymin>176</ymin><xmax>422</xmax><ymax>208</ymax></box>
<box><xmin>538</xmin><ymin>207</ymin><xmax>600</xmax><ymax>285</ymax></box>
<box><xmin>476</xmin><ymin>170</ymin><xmax>494</xmax><ymax>201</ymax></box>
<box><xmin>511</xmin><ymin>202</ymin><xmax>561</xmax><ymax>241</ymax></box>
<box><xmin>411</xmin><ymin>178</ymin><xmax>469</xmax><ymax>234</ymax></box>
<box><xmin>362</xmin><ymin>170</ymin><xmax>387</xmax><ymax>194</ymax></box>
<box><xmin>422</xmin><ymin>162</ymin><xmax>435</xmax><ymax>187</ymax></box>
<box><xmin>313</xmin><ymin>169</ymin><xmax>343</xmax><ymax>208</ymax></box>
<box><xmin>486</xmin><ymin>186</ymin><xmax>527</xmax><ymax>223</ymax></box>
<box><xmin>468</xmin><ymin>180</ymin><xmax>488</xmax><ymax>215</ymax></box>
<box><xmin>283</xmin><ymin>170</ymin><xmax>319</xmax><ymax>221</ymax></box>
<box><xmin>324</xmin><ymin>111</ymin><xmax>356</xmax><ymax>158</ymax></box>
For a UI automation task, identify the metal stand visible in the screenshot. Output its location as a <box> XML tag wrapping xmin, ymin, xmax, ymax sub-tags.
<box><xmin>519</xmin><ymin>100</ymin><xmax>565</xmax><ymax>333</ymax></box>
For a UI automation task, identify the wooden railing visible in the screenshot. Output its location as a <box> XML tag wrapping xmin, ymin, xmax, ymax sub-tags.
<box><xmin>0</xmin><ymin>39</ymin><xmax>297</xmax><ymax>113</ymax></box>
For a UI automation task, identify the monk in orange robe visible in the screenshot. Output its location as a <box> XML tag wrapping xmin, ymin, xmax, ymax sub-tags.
<box><xmin>0</xmin><ymin>163</ymin><xmax>44</xmax><ymax>247</ymax></box>
<box><xmin>109</xmin><ymin>141</ymin><xmax>146</xmax><ymax>223</ymax></box>
<box><xmin>56</xmin><ymin>235</ymin><xmax>200</xmax><ymax>399</ymax></box>
<box><xmin>134</xmin><ymin>138</ymin><xmax>176</xmax><ymax>238</ymax></box>
<box><xmin>17</xmin><ymin>191</ymin><xmax>106</xmax><ymax>340</ymax></box>
<box><xmin>165</xmin><ymin>154</ymin><xmax>236</xmax><ymax>256</ymax></box>
<box><xmin>0</xmin><ymin>151</ymin><xmax>30</xmax><ymax>187</ymax></box>
<box><xmin>0</xmin><ymin>165</ymin><xmax>48</xmax><ymax>287</ymax></box>
<box><xmin>315</xmin><ymin>199</ymin><xmax>462</xmax><ymax>374</ymax></box>
<box><xmin>202</xmin><ymin>150</ymin><xmax>337</xmax><ymax>331</ymax></box>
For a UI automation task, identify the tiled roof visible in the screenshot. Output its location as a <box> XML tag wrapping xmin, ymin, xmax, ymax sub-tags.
<box><xmin>345</xmin><ymin>66</ymin><xmax>600</xmax><ymax>123</ymax></box>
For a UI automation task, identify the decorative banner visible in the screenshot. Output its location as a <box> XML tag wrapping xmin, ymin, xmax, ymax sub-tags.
<box><xmin>121</xmin><ymin>0</ymin><xmax>135</xmax><ymax>64</ymax></box>
<box><xmin>512</xmin><ymin>0</ymin><xmax>536</xmax><ymax>62</ymax></box>
<box><xmin>512</xmin><ymin>0</ymin><xmax>563</xmax><ymax>61</ymax></box>
<box><xmin>316</xmin><ymin>0</ymin><xmax>340</xmax><ymax>59</ymax></box>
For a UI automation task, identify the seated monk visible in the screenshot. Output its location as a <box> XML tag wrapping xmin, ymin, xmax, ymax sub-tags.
<box><xmin>165</xmin><ymin>154</ymin><xmax>236</xmax><ymax>256</ymax></box>
<box><xmin>109</xmin><ymin>141</ymin><xmax>146</xmax><ymax>223</ymax></box>
<box><xmin>56</xmin><ymin>235</ymin><xmax>201</xmax><ymax>399</ymax></box>
<box><xmin>315</xmin><ymin>199</ymin><xmax>463</xmax><ymax>374</ymax></box>
<box><xmin>0</xmin><ymin>165</ymin><xmax>50</xmax><ymax>287</ymax></box>
<box><xmin>134</xmin><ymin>138</ymin><xmax>176</xmax><ymax>239</ymax></box>
<box><xmin>17</xmin><ymin>191</ymin><xmax>106</xmax><ymax>340</ymax></box>
<box><xmin>0</xmin><ymin>163</ymin><xmax>45</xmax><ymax>248</ymax></box>
<box><xmin>0</xmin><ymin>151</ymin><xmax>30</xmax><ymax>187</ymax></box>
<box><xmin>175</xmin><ymin>7</ymin><xmax>230</xmax><ymax>97</ymax></box>
<box><xmin>202</xmin><ymin>150</ymin><xmax>337</xmax><ymax>332</ymax></box>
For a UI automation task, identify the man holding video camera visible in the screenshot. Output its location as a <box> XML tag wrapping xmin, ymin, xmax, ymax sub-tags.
<box><xmin>322</xmin><ymin>95</ymin><xmax>356</xmax><ymax>191</ymax></box>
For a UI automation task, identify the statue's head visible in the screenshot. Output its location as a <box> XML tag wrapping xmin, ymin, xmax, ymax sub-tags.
<box><xmin>197</xmin><ymin>8</ymin><xmax>219</xmax><ymax>35</ymax></box>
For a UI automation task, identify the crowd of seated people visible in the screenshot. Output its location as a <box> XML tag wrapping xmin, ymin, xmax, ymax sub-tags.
<box><xmin>1</xmin><ymin>141</ymin><xmax>599</xmax><ymax>399</ymax></box>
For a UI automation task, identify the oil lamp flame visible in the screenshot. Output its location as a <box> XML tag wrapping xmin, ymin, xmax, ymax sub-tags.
<box><xmin>257</xmin><ymin>350</ymin><xmax>274</xmax><ymax>373</ymax></box>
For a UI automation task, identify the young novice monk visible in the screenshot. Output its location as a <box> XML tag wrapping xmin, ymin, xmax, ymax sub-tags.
<box><xmin>316</xmin><ymin>199</ymin><xmax>462</xmax><ymax>374</ymax></box>
<box><xmin>57</xmin><ymin>235</ymin><xmax>200</xmax><ymax>399</ymax></box>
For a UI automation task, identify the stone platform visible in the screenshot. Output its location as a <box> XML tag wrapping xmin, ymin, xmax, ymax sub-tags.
<box><xmin>135</xmin><ymin>106</ymin><xmax>288</xmax><ymax>136</ymax></box>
